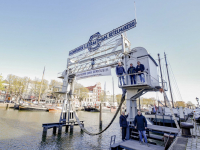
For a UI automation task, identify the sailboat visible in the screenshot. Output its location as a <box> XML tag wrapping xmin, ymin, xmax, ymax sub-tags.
<box><xmin>145</xmin><ymin>53</ymin><xmax>189</xmax><ymax>127</ymax></box>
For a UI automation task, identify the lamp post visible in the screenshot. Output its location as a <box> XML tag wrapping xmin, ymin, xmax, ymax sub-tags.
<box><xmin>196</xmin><ymin>97</ymin><xmax>199</xmax><ymax>108</ymax></box>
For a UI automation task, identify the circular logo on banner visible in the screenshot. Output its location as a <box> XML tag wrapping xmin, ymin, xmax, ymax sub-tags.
<box><xmin>88</xmin><ymin>32</ymin><xmax>101</xmax><ymax>52</ymax></box>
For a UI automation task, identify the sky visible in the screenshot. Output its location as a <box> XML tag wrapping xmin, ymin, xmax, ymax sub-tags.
<box><xmin>0</xmin><ymin>0</ymin><xmax>200</xmax><ymax>104</ymax></box>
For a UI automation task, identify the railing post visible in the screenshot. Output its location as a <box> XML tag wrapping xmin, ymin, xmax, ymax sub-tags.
<box><xmin>163</xmin><ymin>115</ymin><xmax>165</xmax><ymax>126</ymax></box>
<box><xmin>170</xmin><ymin>116</ymin><xmax>173</xmax><ymax>127</ymax></box>
<box><xmin>155</xmin><ymin>114</ymin><xmax>157</xmax><ymax>125</ymax></box>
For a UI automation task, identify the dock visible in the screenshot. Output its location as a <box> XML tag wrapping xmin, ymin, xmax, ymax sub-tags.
<box><xmin>130</xmin><ymin>124</ymin><xmax>179</xmax><ymax>135</ymax></box>
<box><xmin>111</xmin><ymin>140</ymin><xmax>164</xmax><ymax>150</ymax></box>
<box><xmin>42</xmin><ymin>121</ymin><xmax>84</xmax><ymax>136</ymax></box>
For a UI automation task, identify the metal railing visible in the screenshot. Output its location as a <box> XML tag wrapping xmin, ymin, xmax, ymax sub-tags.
<box><xmin>118</xmin><ymin>72</ymin><xmax>168</xmax><ymax>91</ymax></box>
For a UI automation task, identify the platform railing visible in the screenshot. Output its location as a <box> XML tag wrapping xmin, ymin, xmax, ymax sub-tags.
<box><xmin>118</xmin><ymin>72</ymin><xmax>160</xmax><ymax>88</ymax></box>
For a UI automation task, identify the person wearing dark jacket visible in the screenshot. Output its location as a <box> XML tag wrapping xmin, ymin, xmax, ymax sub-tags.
<box><xmin>136</xmin><ymin>61</ymin><xmax>145</xmax><ymax>83</ymax></box>
<box><xmin>120</xmin><ymin>111</ymin><xmax>128</xmax><ymax>141</ymax></box>
<box><xmin>116</xmin><ymin>62</ymin><xmax>126</xmax><ymax>85</ymax></box>
<box><xmin>134</xmin><ymin>111</ymin><xmax>149</xmax><ymax>146</ymax></box>
<box><xmin>127</xmin><ymin>63</ymin><xmax>136</xmax><ymax>84</ymax></box>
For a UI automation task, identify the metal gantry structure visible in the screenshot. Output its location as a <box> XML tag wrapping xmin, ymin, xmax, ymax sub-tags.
<box><xmin>44</xmin><ymin>19</ymin><xmax>180</xmax><ymax>138</ymax></box>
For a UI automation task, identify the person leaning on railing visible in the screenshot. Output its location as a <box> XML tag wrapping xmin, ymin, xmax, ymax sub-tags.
<box><xmin>116</xmin><ymin>62</ymin><xmax>126</xmax><ymax>85</ymax></box>
<box><xmin>136</xmin><ymin>61</ymin><xmax>145</xmax><ymax>83</ymax></box>
<box><xmin>127</xmin><ymin>63</ymin><xmax>136</xmax><ymax>85</ymax></box>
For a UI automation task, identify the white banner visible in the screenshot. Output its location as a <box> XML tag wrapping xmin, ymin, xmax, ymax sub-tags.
<box><xmin>76</xmin><ymin>67</ymin><xmax>111</xmax><ymax>80</ymax></box>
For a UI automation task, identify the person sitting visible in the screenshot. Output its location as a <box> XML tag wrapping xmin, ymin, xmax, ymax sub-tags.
<box><xmin>127</xmin><ymin>63</ymin><xmax>136</xmax><ymax>85</ymax></box>
<box><xmin>136</xmin><ymin>61</ymin><xmax>145</xmax><ymax>83</ymax></box>
<box><xmin>116</xmin><ymin>62</ymin><xmax>126</xmax><ymax>85</ymax></box>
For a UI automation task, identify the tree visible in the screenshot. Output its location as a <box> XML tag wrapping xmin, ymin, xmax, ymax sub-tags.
<box><xmin>175</xmin><ymin>101</ymin><xmax>186</xmax><ymax>108</ymax></box>
<box><xmin>0</xmin><ymin>74</ymin><xmax>4</xmax><ymax>90</ymax></box>
<box><xmin>31</xmin><ymin>77</ymin><xmax>40</xmax><ymax>98</ymax></box>
<box><xmin>99</xmin><ymin>91</ymin><xmax>105</xmax><ymax>102</ymax></box>
<box><xmin>116</xmin><ymin>94</ymin><xmax>122</xmax><ymax>105</ymax></box>
<box><xmin>75</xmin><ymin>87</ymin><xmax>89</xmax><ymax>102</ymax></box>
<box><xmin>186</xmin><ymin>101</ymin><xmax>194</xmax><ymax>108</ymax></box>
<box><xmin>49</xmin><ymin>79</ymin><xmax>63</xmax><ymax>101</ymax></box>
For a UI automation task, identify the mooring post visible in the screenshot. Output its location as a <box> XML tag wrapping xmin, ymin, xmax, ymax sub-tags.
<box><xmin>81</xmin><ymin>123</ymin><xmax>84</xmax><ymax>131</ymax></box>
<box><xmin>65</xmin><ymin>125</ymin><xmax>69</xmax><ymax>132</ymax></box>
<box><xmin>70</xmin><ymin>125</ymin><xmax>74</xmax><ymax>133</ymax></box>
<box><xmin>99</xmin><ymin>103</ymin><xmax>102</xmax><ymax>129</ymax></box>
<box><xmin>53</xmin><ymin>126</ymin><xmax>57</xmax><ymax>134</ymax></box>
<box><xmin>42</xmin><ymin>127</ymin><xmax>48</xmax><ymax>136</ymax></box>
<box><xmin>58</xmin><ymin>125</ymin><xmax>62</xmax><ymax>134</ymax></box>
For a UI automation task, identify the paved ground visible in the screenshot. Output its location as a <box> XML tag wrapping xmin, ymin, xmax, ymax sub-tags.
<box><xmin>186</xmin><ymin>118</ymin><xmax>200</xmax><ymax>150</ymax></box>
<box><xmin>186</xmin><ymin>137</ymin><xmax>200</xmax><ymax>150</ymax></box>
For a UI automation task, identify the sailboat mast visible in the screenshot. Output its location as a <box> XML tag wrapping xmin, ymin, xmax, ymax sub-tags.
<box><xmin>164</xmin><ymin>53</ymin><xmax>174</xmax><ymax>108</ymax></box>
<box><xmin>158</xmin><ymin>54</ymin><xmax>166</xmax><ymax>106</ymax></box>
<box><xmin>38</xmin><ymin>66</ymin><xmax>45</xmax><ymax>104</ymax></box>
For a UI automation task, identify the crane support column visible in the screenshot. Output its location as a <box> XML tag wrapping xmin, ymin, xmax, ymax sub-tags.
<box><xmin>126</xmin><ymin>89</ymin><xmax>138</xmax><ymax>140</ymax></box>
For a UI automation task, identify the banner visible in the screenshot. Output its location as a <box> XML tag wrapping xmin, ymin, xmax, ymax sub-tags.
<box><xmin>69</xmin><ymin>19</ymin><xmax>137</xmax><ymax>56</ymax></box>
<box><xmin>76</xmin><ymin>67</ymin><xmax>111</xmax><ymax>80</ymax></box>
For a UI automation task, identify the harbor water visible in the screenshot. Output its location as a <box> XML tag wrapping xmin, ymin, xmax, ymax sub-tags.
<box><xmin>0</xmin><ymin>108</ymin><xmax>163</xmax><ymax>150</ymax></box>
<box><xmin>0</xmin><ymin>108</ymin><xmax>123</xmax><ymax>150</ymax></box>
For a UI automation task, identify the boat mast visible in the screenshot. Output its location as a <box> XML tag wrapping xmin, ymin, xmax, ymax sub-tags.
<box><xmin>158</xmin><ymin>54</ymin><xmax>166</xmax><ymax>106</ymax></box>
<box><xmin>164</xmin><ymin>52</ymin><xmax>174</xmax><ymax>108</ymax></box>
<box><xmin>112</xmin><ymin>77</ymin><xmax>114</xmax><ymax>105</ymax></box>
<box><xmin>38</xmin><ymin>66</ymin><xmax>45</xmax><ymax>104</ymax></box>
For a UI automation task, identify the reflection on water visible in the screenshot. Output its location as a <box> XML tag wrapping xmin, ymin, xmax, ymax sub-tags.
<box><xmin>0</xmin><ymin>108</ymin><xmax>122</xmax><ymax>150</ymax></box>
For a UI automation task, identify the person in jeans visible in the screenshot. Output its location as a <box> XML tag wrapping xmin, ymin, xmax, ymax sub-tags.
<box><xmin>127</xmin><ymin>63</ymin><xmax>136</xmax><ymax>85</ymax></box>
<box><xmin>120</xmin><ymin>111</ymin><xmax>128</xmax><ymax>141</ymax></box>
<box><xmin>134</xmin><ymin>111</ymin><xmax>149</xmax><ymax>146</ymax></box>
<box><xmin>136</xmin><ymin>61</ymin><xmax>145</xmax><ymax>83</ymax></box>
<box><xmin>116</xmin><ymin>62</ymin><xmax>126</xmax><ymax>85</ymax></box>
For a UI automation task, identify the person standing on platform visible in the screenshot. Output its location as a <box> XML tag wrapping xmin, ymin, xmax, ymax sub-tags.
<box><xmin>134</xmin><ymin>111</ymin><xmax>149</xmax><ymax>146</ymax></box>
<box><xmin>116</xmin><ymin>62</ymin><xmax>126</xmax><ymax>86</ymax></box>
<box><xmin>127</xmin><ymin>63</ymin><xmax>136</xmax><ymax>85</ymax></box>
<box><xmin>136</xmin><ymin>61</ymin><xmax>145</xmax><ymax>83</ymax></box>
<box><xmin>120</xmin><ymin>111</ymin><xmax>128</xmax><ymax>141</ymax></box>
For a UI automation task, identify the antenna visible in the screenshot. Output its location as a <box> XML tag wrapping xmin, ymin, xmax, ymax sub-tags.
<box><xmin>134</xmin><ymin>1</ymin><xmax>137</xmax><ymax>21</ymax></box>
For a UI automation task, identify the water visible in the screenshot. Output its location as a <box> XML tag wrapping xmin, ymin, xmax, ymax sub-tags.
<box><xmin>0</xmin><ymin>108</ymin><xmax>122</xmax><ymax>150</ymax></box>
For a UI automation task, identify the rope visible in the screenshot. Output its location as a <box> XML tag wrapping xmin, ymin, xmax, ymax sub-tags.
<box><xmin>73</xmin><ymin>89</ymin><xmax>145</xmax><ymax>136</ymax></box>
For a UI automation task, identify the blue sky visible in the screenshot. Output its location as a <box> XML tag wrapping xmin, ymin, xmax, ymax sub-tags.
<box><xmin>0</xmin><ymin>0</ymin><xmax>200</xmax><ymax>104</ymax></box>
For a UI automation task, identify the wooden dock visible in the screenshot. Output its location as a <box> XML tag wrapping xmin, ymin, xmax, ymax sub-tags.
<box><xmin>111</xmin><ymin>140</ymin><xmax>164</xmax><ymax>150</ymax></box>
<box><xmin>42</xmin><ymin>121</ymin><xmax>84</xmax><ymax>136</ymax></box>
<box><xmin>147</xmin><ymin>124</ymin><xmax>179</xmax><ymax>134</ymax></box>
<box><xmin>130</xmin><ymin>124</ymin><xmax>180</xmax><ymax>135</ymax></box>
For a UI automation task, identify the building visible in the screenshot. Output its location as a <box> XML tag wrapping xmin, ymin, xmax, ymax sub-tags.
<box><xmin>81</xmin><ymin>82</ymin><xmax>102</xmax><ymax>106</ymax></box>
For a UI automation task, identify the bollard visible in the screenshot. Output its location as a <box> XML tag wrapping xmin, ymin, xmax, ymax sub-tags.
<box><xmin>58</xmin><ymin>126</ymin><xmax>62</xmax><ymax>134</ymax></box>
<box><xmin>180</xmin><ymin>122</ymin><xmax>194</xmax><ymax>136</ymax></box>
<box><xmin>70</xmin><ymin>125</ymin><xmax>74</xmax><ymax>133</ymax></box>
<box><xmin>53</xmin><ymin>126</ymin><xmax>57</xmax><ymax>134</ymax></box>
<box><xmin>42</xmin><ymin>127</ymin><xmax>48</xmax><ymax>136</ymax></box>
<box><xmin>65</xmin><ymin>125</ymin><xmax>69</xmax><ymax>132</ymax></box>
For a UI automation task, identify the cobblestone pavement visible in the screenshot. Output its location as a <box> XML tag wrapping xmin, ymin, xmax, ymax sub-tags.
<box><xmin>186</xmin><ymin>137</ymin><xmax>200</xmax><ymax>150</ymax></box>
<box><xmin>186</xmin><ymin>119</ymin><xmax>200</xmax><ymax>150</ymax></box>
